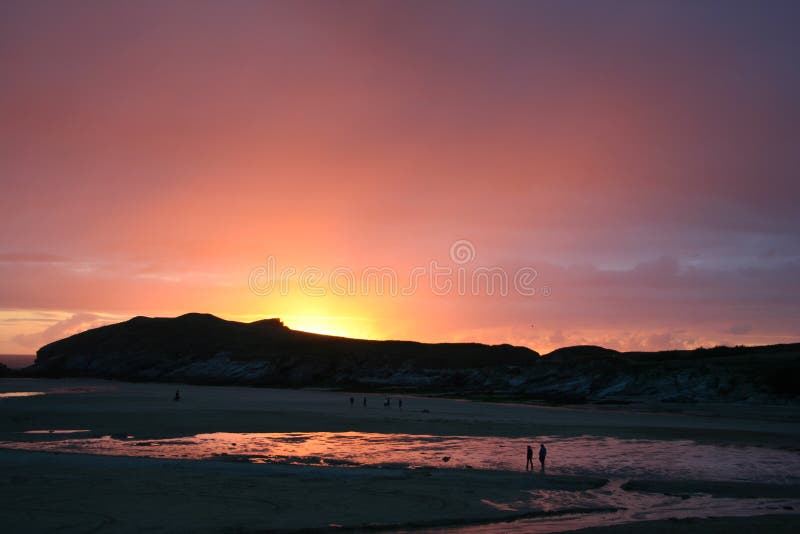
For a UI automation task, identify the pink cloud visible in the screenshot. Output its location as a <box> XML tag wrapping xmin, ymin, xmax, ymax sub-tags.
<box><xmin>12</xmin><ymin>313</ymin><xmax>116</xmax><ymax>352</ymax></box>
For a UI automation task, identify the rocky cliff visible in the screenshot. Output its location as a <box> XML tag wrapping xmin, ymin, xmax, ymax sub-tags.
<box><xmin>30</xmin><ymin>313</ymin><xmax>800</xmax><ymax>403</ymax></box>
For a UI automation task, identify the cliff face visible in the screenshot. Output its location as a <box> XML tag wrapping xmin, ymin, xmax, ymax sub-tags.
<box><xmin>31</xmin><ymin>313</ymin><xmax>800</xmax><ymax>403</ymax></box>
<box><xmin>533</xmin><ymin>344</ymin><xmax>800</xmax><ymax>403</ymax></box>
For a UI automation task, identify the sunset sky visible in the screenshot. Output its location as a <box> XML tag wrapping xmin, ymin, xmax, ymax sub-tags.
<box><xmin>1</xmin><ymin>0</ymin><xmax>799</xmax><ymax>360</ymax></box>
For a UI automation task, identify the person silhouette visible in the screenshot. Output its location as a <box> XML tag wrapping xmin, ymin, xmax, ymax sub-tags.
<box><xmin>539</xmin><ymin>443</ymin><xmax>547</xmax><ymax>472</ymax></box>
<box><xmin>526</xmin><ymin>445</ymin><xmax>534</xmax><ymax>471</ymax></box>
<box><xmin>350</xmin><ymin>397</ymin><xmax>354</xmax><ymax>407</ymax></box>
<box><xmin>173</xmin><ymin>389</ymin><xmax>180</xmax><ymax>402</ymax></box>
<box><xmin>363</xmin><ymin>397</ymin><xmax>367</xmax><ymax>407</ymax></box>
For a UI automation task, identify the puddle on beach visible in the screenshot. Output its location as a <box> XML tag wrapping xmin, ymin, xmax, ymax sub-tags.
<box><xmin>0</xmin><ymin>391</ymin><xmax>45</xmax><ymax>398</ymax></box>
<box><xmin>0</xmin><ymin>386</ymin><xmax>111</xmax><ymax>399</ymax></box>
<box><xmin>2</xmin><ymin>432</ymin><xmax>799</xmax><ymax>484</ymax></box>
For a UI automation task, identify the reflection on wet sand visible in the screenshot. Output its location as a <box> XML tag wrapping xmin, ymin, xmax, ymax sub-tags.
<box><xmin>2</xmin><ymin>431</ymin><xmax>799</xmax><ymax>484</ymax></box>
<box><xmin>0</xmin><ymin>385</ymin><xmax>113</xmax><ymax>399</ymax></box>
<box><xmin>0</xmin><ymin>392</ymin><xmax>45</xmax><ymax>398</ymax></box>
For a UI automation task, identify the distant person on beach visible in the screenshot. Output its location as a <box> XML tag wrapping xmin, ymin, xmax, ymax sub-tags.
<box><xmin>526</xmin><ymin>445</ymin><xmax>534</xmax><ymax>471</ymax></box>
<box><xmin>363</xmin><ymin>397</ymin><xmax>367</xmax><ymax>407</ymax></box>
<box><xmin>539</xmin><ymin>443</ymin><xmax>547</xmax><ymax>471</ymax></box>
<box><xmin>350</xmin><ymin>397</ymin><xmax>354</xmax><ymax>407</ymax></box>
<box><xmin>173</xmin><ymin>389</ymin><xmax>180</xmax><ymax>402</ymax></box>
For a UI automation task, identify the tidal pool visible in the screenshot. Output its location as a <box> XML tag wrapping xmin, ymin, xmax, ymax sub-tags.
<box><xmin>2</xmin><ymin>432</ymin><xmax>799</xmax><ymax>484</ymax></box>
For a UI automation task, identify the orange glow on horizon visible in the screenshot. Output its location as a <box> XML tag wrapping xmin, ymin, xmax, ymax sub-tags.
<box><xmin>1</xmin><ymin>2</ymin><xmax>798</xmax><ymax>355</ymax></box>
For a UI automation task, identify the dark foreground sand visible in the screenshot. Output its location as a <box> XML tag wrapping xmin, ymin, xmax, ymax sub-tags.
<box><xmin>0</xmin><ymin>449</ymin><xmax>610</xmax><ymax>532</ymax></box>
<box><xmin>621</xmin><ymin>479</ymin><xmax>800</xmax><ymax>499</ymax></box>
<box><xmin>573</xmin><ymin>515</ymin><xmax>800</xmax><ymax>534</ymax></box>
<box><xmin>1</xmin><ymin>379</ymin><xmax>799</xmax><ymax>532</ymax></box>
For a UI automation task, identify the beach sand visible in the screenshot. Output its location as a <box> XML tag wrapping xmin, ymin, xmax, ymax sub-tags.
<box><xmin>2</xmin><ymin>378</ymin><xmax>798</xmax><ymax>446</ymax></box>
<box><xmin>572</xmin><ymin>515</ymin><xmax>800</xmax><ymax>533</ymax></box>
<box><xmin>1</xmin><ymin>378</ymin><xmax>798</xmax><ymax>532</ymax></box>
<box><xmin>0</xmin><ymin>449</ymin><xmax>613</xmax><ymax>532</ymax></box>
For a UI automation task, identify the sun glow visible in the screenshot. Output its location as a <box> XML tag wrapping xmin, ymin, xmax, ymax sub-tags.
<box><xmin>281</xmin><ymin>314</ymin><xmax>377</xmax><ymax>339</ymax></box>
<box><xmin>230</xmin><ymin>297</ymin><xmax>382</xmax><ymax>340</ymax></box>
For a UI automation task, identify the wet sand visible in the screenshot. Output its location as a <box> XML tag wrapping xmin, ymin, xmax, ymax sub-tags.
<box><xmin>621</xmin><ymin>479</ymin><xmax>800</xmax><ymax>499</ymax></box>
<box><xmin>0</xmin><ymin>449</ymin><xmax>610</xmax><ymax>532</ymax></box>
<box><xmin>1</xmin><ymin>378</ymin><xmax>799</xmax><ymax>532</ymax></box>
<box><xmin>2</xmin><ymin>378</ymin><xmax>798</xmax><ymax>446</ymax></box>
<box><xmin>572</xmin><ymin>515</ymin><xmax>800</xmax><ymax>533</ymax></box>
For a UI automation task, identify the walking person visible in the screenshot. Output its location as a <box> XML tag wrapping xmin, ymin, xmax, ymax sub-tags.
<box><xmin>539</xmin><ymin>443</ymin><xmax>547</xmax><ymax>472</ymax></box>
<box><xmin>526</xmin><ymin>445</ymin><xmax>534</xmax><ymax>471</ymax></box>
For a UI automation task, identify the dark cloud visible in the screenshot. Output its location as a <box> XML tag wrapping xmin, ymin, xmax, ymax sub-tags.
<box><xmin>726</xmin><ymin>324</ymin><xmax>753</xmax><ymax>335</ymax></box>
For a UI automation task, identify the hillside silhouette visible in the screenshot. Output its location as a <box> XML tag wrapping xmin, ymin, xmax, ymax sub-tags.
<box><xmin>29</xmin><ymin>313</ymin><xmax>800</xmax><ymax>403</ymax></box>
